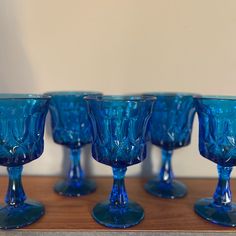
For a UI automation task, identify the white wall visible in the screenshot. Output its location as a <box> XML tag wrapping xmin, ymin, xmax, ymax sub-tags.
<box><xmin>1</xmin><ymin>0</ymin><xmax>236</xmax><ymax>177</ymax></box>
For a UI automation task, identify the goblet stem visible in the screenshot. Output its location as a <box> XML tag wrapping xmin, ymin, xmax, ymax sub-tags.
<box><xmin>5</xmin><ymin>166</ymin><xmax>26</xmax><ymax>206</ymax></box>
<box><xmin>213</xmin><ymin>164</ymin><xmax>232</xmax><ymax>207</ymax></box>
<box><xmin>159</xmin><ymin>149</ymin><xmax>174</xmax><ymax>183</ymax></box>
<box><xmin>69</xmin><ymin>148</ymin><xmax>84</xmax><ymax>180</ymax></box>
<box><xmin>110</xmin><ymin>167</ymin><xmax>128</xmax><ymax>207</ymax></box>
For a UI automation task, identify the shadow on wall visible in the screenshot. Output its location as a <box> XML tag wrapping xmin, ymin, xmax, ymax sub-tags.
<box><xmin>60</xmin><ymin>144</ymin><xmax>94</xmax><ymax>178</ymax></box>
<box><xmin>141</xmin><ymin>143</ymin><xmax>153</xmax><ymax>178</ymax></box>
<box><xmin>83</xmin><ymin>144</ymin><xmax>94</xmax><ymax>177</ymax></box>
<box><xmin>0</xmin><ymin>1</ymin><xmax>36</xmax><ymax>93</ymax></box>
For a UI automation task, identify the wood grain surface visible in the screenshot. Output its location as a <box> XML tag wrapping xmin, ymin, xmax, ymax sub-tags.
<box><xmin>0</xmin><ymin>176</ymin><xmax>234</xmax><ymax>233</ymax></box>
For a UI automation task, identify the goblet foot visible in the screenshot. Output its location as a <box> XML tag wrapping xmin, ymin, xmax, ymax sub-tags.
<box><xmin>54</xmin><ymin>178</ymin><xmax>96</xmax><ymax>197</ymax></box>
<box><xmin>0</xmin><ymin>199</ymin><xmax>44</xmax><ymax>229</ymax></box>
<box><xmin>144</xmin><ymin>178</ymin><xmax>187</xmax><ymax>199</ymax></box>
<box><xmin>92</xmin><ymin>200</ymin><xmax>144</xmax><ymax>228</ymax></box>
<box><xmin>194</xmin><ymin>198</ymin><xmax>236</xmax><ymax>227</ymax></box>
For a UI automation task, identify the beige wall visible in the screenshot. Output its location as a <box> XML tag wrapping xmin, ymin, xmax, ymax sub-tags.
<box><xmin>1</xmin><ymin>0</ymin><xmax>236</xmax><ymax>177</ymax></box>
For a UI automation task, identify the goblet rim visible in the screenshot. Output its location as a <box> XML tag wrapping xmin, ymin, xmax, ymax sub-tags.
<box><xmin>142</xmin><ymin>92</ymin><xmax>200</xmax><ymax>98</ymax></box>
<box><xmin>197</xmin><ymin>95</ymin><xmax>236</xmax><ymax>101</ymax></box>
<box><xmin>44</xmin><ymin>91</ymin><xmax>102</xmax><ymax>97</ymax></box>
<box><xmin>84</xmin><ymin>95</ymin><xmax>156</xmax><ymax>102</ymax></box>
<box><xmin>0</xmin><ymin>94</ymin><xmax>50</xmax><ymax>100</ymax></box>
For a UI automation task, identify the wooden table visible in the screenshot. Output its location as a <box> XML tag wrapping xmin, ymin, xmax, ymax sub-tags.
<box><xmin>0</xmin><ymin>177</ymin><xmax>235</xmax><ymax>235</ymax></box>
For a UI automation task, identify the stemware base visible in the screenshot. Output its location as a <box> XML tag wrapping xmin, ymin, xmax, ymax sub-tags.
<box><xmin>194</xmin><ymin>198</ymin><xmax>236</xmax><ymax>227</ymax></box>
<box><xmin>0</xmin><ymin>199</ymin><xmax>44</xmax><ymax>229</ymax></box>
<box><xmin>144</xmin><ymin>178</ymin><xmax>187</xmax><ymax>199</ymax></box>
<box><xmin>54</xmin><ymin>178</ymin><xmax>96</xmax><ymax>197</ymax></box>
<box><xmin>92</xmin><ymin>200</ymin><xmax>144</xmax><ymax>228</ymax></box>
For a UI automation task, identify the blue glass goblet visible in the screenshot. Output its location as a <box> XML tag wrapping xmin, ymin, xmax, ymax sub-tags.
<box><xmin>195</xmin><ymin>96</ymin><xmax>236</xmax><ymax>227</ymax></box>
<box><xmin>47</xmin><ymin>91</ymin><xmax>101</xmax><ymax>197</ymax></box>
<box><xmin>0</xmin><ymin>94</ymin><xmax>49</xmax><ymax>229</ymax></box>
<box><xmin>144</xmin><ymin>93</ymin><xmax>196</xmax><ymax>199</ymax></box>
<box><xmin>86</xmin><ymin>95</ymin><xmax>156</xmax><ymax>228</ymax></box>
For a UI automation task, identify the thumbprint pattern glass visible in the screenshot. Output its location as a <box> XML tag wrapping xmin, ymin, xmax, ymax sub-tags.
<box><xmin>86</xmin><ymin>95</ymin><xmax>156</xmax><ymax>228</ymax></box>
<box><xmin>47</xmin><ymin>91</ymin><xmax>101</xmax><ymax>197</ymax></box>
<box><xmin>144</xmin><ymin>93</ymin><xmax>196</xmax><ymax>199</ymax></box>
<box><xmin>0</xmin><ymin>94</ymin><xmax>49</xmax><ymax>229</ymax></box>
<box><xmin>194</xmin><ymin>96</ymin><xmax>236</xmax><ymax>227</ymax></box>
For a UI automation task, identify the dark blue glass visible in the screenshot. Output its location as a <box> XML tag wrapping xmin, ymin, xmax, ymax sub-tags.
<box><xmin>86</xmin><ymin>95</ymin><xmax>156</xmax><ymax>228</ymax></box>
<box><xmin>194</xmin><ymin>96</ymin><xmax>236</xmax><ymax>227</ymax></box>
<box><xmin>47</xmin><ymin>91</ymin><xmax>101</xmax><ymax>197</ymax></box>
<box><xmin>0</xmin><ymin>94</ymin><xmax>49</xmax><ymax>229</ymax></box>
<box><xmin>144</xmin><ymin>93</ymin><xmax>196</xmax><ymax>199</ymax></box>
